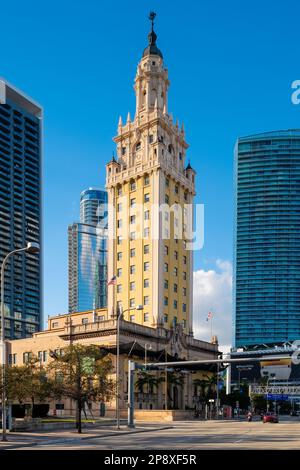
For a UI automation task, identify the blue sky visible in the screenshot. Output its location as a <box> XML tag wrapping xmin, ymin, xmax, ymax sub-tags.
<box><xmin>1</xmin><ymin>0</ymin><xmax>300</xmax><ymax>324</ymax></box>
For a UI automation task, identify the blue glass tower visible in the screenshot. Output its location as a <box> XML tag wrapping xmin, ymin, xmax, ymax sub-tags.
<box><xmin>0</xmin><ymin>79</ymin><xmax>42</xmax><ymax>339</ymax></box>
<box><xmin>80</xmin><ymin>188</ymin><xmax>108</xmax><ymax>227</ymax></box>
<box><xmin>68</xmin><ymin>189</ymin><xmax>107</xmax><ymax>313</ymax></box>
<box><xmin>234</xmin><ymin>130</ymin><xmax>300</xmax><ymax>348</ymax></box>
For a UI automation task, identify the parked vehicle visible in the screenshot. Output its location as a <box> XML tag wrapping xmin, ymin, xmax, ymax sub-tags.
<box><xmin>262</xmin><ymin>413</ymin><xmax>279</xmax><ymax>423</ymax></box>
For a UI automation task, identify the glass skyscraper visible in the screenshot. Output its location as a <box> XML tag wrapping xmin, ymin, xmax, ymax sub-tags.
<box><xmin>80</xmin><ymin>188</ymin><xmax>108</xmax><ymax>226</ymax></box>
<box><xmin>68</xmin><ymin>189</ymin><xmax>107</xmax><ymax>313</ymax></box>
<box><xmin>234</xmin><ymin>130</ymin><xmax>300</xmax><ymax>348</ymax></box>
<box><xmin>0</xmin><ymin>79</ymin><xmax>42</xmax><ymax>339</ymax></box>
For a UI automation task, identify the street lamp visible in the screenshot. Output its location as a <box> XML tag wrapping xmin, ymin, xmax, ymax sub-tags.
<box><xmin>264</xmin><ymin>372</ymin><xmax>276</xmax><ymax>412</ymax></box>
<box><xmin>116</xmin><ymin>304</ymin><xmax>143</xmax><ymax>430</ymax></box>
<box><xmin>144</xmin><ymin>343</ymin><xmax>152</xmax><ymax>410</ymax></box>
<box><xmin>144</xmin><ymin>343</ymin><xmax>152</xmax><ymax>371</ymax></box>
<box><xmin>1</xmin><ymin>242</ymin><xmax>40</xmax><ymax>441</ymax></box>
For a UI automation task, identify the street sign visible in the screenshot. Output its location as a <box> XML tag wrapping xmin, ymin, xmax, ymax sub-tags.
<box><xmin>250</xmin><ymin>385</ymin><xmax>300</xmax><ymax>395</ymax></box>
<box><xmin>265</xmin><ymin>394</ymin><xmax>289</xmax><ymax>401</ymax></box>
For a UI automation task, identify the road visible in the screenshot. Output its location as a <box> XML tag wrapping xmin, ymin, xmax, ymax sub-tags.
<box><xmin>3</xmin><ymin>416</ymin><xmax>300</xmax><ymax>450</ymax></box>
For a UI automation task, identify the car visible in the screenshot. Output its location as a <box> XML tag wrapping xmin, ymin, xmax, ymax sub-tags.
<box><xmin>263</xmin><ymin>413</ymin><xmax>279</xmax><ymax>423</ymax></box>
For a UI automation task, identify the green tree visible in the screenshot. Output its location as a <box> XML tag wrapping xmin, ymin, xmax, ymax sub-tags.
<box><xmin>135</xmin><ymin>371</ymin><xmax>164</xmax><ymax>395</ymax></box>
<box><xmin>4</xmin><ymin>357</ymin><xmax>51</xmax><ymax>418</ymax></box>
<box><xmin>47</xmin><ymin>344</ymin><xmax>115</xmax><ymax>433</ymax></box>
<box><xmin>251</xmin><ymin>394</ymin><xmax>267</xmax><ymax>412</ymax></box>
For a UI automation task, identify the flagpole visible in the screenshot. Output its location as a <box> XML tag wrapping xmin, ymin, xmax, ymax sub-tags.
<box><xmin>211</xmin><ymin>316</ymin><xmax>213</xmax><ymax>341</ymax></box>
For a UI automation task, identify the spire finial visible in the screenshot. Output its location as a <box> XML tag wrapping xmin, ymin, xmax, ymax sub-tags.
<box><xmin>149</xmin><ymin>11</ymin><xmax>156</xmax><ymax>31</ymax></box>
<box><xmin>142</xmin><ymin>11</ymin><xmax>163</xmax><ymax>59</ymax></box>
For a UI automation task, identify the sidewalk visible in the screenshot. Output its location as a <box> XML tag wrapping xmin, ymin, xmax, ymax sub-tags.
<box><xmin>0</xmin><ymin>423</ymin><xmax>172</xmax><ymax>450</ymax></box>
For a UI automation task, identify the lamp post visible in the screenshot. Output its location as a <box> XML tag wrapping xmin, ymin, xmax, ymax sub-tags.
<box><xmin>144</xmin><ymin>343</ymin><xmax>152</xmax><ymax>409</ymax></box>
<box><xmin>144</xmin><ymin>343</ymin><xmax>152</xmax><ymax>371</ymax></box>
<box><xmin>1</xmin><ymin>242</ymin><xmax>40</xmax><ymax>441</ymax></box>
<box><xmin>266</xmin><ymin>373</ymin><xmax>276</xmax><ymax>412</ymax></box>
<box><xmin>116</xmin><ymin>304</ymin><xmax>143</xmax><ymax>430</ymax></box>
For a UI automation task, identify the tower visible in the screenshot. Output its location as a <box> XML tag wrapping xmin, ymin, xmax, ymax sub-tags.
<box><xmin>234</xmin><ymin>130</ymin><xmax>300</xmax><ymax>348</ymax></box>
<box><xmin>0</xmin><ymin>79</ymin><xmax>42</xmax><ymax>339</ymax></box>
<box><xmin>68</xmin><ymin>188</ymin><xmax>108</xmax><ymax>313</ymax></box>
<box><xmin>106</xmin><ymin>13</ymin><xmax>196</xmax><ymax>334</ymax></box>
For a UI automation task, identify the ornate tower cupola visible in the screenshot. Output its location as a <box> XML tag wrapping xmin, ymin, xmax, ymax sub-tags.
<box><xmin>134</xmin><ymin>12</ymin><xmax>169</xmax><ymax>117</ymax></box>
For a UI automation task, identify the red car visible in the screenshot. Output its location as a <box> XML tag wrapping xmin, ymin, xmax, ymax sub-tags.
<box><xmin>263</xmin><ymin>413</ymin><xmax>279</xmax><ymax>423</ymax></box>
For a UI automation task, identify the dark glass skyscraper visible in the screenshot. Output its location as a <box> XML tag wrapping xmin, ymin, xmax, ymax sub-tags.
<box><xmin>68</xmin><ymin>189</ymin><xmax>107</xmax><ymax>313</ymax></box>
<box><xmin>0</xmin><ymin>79</ymin><xmax>42</xmax><ymax>339</ymax></box>
<box><xmin>234</xmin><ymin>130</ymin><xmax>300</xmax><ymax>348</ymax></box>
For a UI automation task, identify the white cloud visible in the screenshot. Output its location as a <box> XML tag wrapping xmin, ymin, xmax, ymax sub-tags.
<box><xmin>193</xmin><ymin>259</ymin><xmax>232</xmax><ymax>352</ymax></box>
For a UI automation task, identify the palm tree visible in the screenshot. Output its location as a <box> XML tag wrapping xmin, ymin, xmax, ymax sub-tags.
<box><xmin>135</xmin><ymin>372</ymin><xmax>164</xmax><ymax>395</ymax></box>
<box><xmin>193</xmin><ymin>373</ymin><xmax>217</xmax><ymax>402</ymax></box>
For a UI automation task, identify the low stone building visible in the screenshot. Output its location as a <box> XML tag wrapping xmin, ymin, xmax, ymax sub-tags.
<box><xmin>6</xmin><ymin>309</ymin><xmax>219</xmax><ymax>418</ymax></box>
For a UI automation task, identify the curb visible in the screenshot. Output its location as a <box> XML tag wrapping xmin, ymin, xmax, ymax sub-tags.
<box><xmin>1</xmin><ymin>425</ymin><xmax>173</xmax><ymax>450</ymax></box>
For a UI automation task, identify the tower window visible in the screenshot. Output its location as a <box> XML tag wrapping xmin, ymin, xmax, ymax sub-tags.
<box><xmin>130</xmin><ymin>265</ymin><xmax>136</xmax><ymax>274</ymax></box>
<box><xmin>144</xmin><ymin>278</ymin><xmax>150</xmax><ymax>288</ymax></box>
<box><xmin>130</xmin><ymin>180</ymin><xmax>136</xmax><ymax>191</ymax></box>
<box><xmin>144</xmin><ymin>193</ymin><xmax>150</xmax><ymax>203</ymax></box>
<box><xmin>130</xmin><ymin>282</ymin><xmax>135</xmax><ymax>291</ymax></box>
<box><xmin>144</xmin><ymin>296</ymin><xmax>150</xmax><ymax>306</ymax></box>
<box><xmin>152</xmin><ymin>61</ymin><xmax>156</xmax><ymax>65</ymax></box>
<box><xmin>144</xmin><ymin>262</ymin><xmax>150</xmax><ymax>272</ymax></box>
<box><xmin>148</xmin><ymin>135</ymin><xmax>154</xmax><ymax>144</ymax></box>
<box><xmin>144</xmin><ymin>245</ymin><xmax>150</xmax><ymax>254</ymax></box>
<box><xmin>136</xmin><ymin>142</ymin><xmax>141</xmax><ymax>151</ymax></box>
<box><xmin>144</xmin><ymin>175</ymin><xmax>150</xmax><ymax>185</ymax></box>
<box><xmin>144</xmin><ymin>313</ymin><xmax>150</xmax><ymax>322</ymax></box>
<box><xmin>130</xmin><ymin>248</ymin><xmax>136</xmax><ymax>258</ymax></box>
<box><xmin>122</xmin><ymin>147</ymin><xmax>126</xmax><ymax>155</ymax></box>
